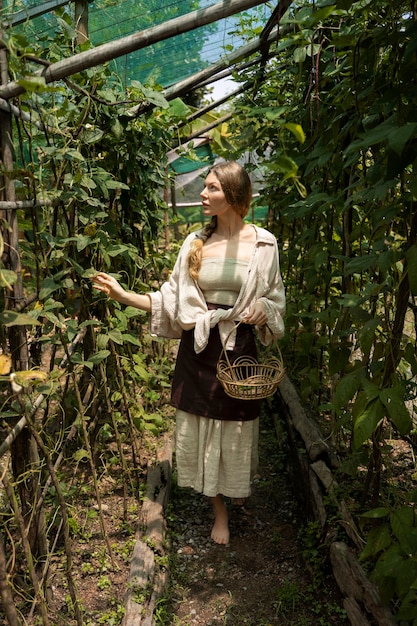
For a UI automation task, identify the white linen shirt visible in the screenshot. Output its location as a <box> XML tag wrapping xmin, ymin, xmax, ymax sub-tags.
<box><xmin>148</xmin><ymin>224</ymin><xmax>285</xmax><ymax>354</ymax></box>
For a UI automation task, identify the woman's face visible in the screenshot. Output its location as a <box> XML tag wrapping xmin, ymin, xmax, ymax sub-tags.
<box><xmin>200</xmin><ymin>172</ymin><xmax>233</xmax><ymax>218</ymax></box>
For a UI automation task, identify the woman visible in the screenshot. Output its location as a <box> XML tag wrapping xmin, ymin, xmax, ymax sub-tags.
<box><xmin>92</xmin><ymin>161</ymin><xmax>285</xmax><ymax>545</ymax></box>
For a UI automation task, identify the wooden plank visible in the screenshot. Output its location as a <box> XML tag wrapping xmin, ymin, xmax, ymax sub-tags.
<box><xmin>122</xmin><ymin>435</ymin><xmax>172</xmax><ymax>626</ymax></box>
<box><xmin>330</xmin><ymin>542</ymin><xmax>395</xmax><ymax>626</ymax></box>
<box><xmin>275</xmin><ymin>378</ymin><xmax>396</xmax><ymax>625</ymax></box>
<box><xmin>278</xmin><ymin>375</ymin><xmax>330</xmax><ymax>461</ymax></box>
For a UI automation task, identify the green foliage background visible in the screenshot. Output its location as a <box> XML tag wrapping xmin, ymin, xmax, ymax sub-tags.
<box><xmin>226</xmin><ymin>1</ymin><xmax>417</xmax><ymax>619</ymax></box>
<box><xmin>1</xmin><ymin>0</ymin><xmax>417</xmax><ymax>623</ymax></box>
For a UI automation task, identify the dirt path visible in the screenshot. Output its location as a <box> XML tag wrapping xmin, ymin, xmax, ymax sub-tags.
<box><xmin>166</xmin><ymin>411</ymin><xmax>348</xmax><ymax>626</ymax></box>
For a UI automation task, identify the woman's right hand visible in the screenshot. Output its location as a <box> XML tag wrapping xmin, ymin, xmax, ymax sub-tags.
<box><xmin>92</xmin><ymin>272</ymin><xmax>126</xmax><ymax>302</ymax></box>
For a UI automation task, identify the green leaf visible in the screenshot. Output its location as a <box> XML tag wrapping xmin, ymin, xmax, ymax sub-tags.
<box><xmin>132</xmin><ymin>416</ymin><xmax>144</xmax><ymax>432</ymax></box>
<box><xmin>353</xmin><ymin>394</ymin><xmax>384</xmax><ymax>449</ymax></box>
<box><xmin>267</xmin><ymin>155</ymin><xmax>298</xmax><ymax>178</ymax></box>
<box><xmin>83</xmin><ymin>128</ymin><xmax>104</xmax><ymax>144</ymax></box>
<box><xmin>0</xmin><ymin>311</ymin><xmax>40</xmax><ymax>327</ymax></box>
<box><xmin>104</xmin><ymin>179</ymin><xmax>130</xmax><ymax>190</ymax></box>
<box><xmin>76</xmin><ymin>235</ymin><xmax>93</xmax><ymax>252</ymax></box>
<box><xmin>17</xmin><ymin>76</ymin><xmax>46</xmax><ymax>92</ymax></box>
<box><xmin>361</xmin><ymin>507</ymin><xmax>390</xmax><ymax>519</ymax></box>
<box><xmin>359</xmin><ymin>523</ymin><xmax>391</xmax><ymax>561</ymax></box>
<box><xmin>283</xmin><ymin>122</ymin><xmax>306</xmax><ymax>144</ymax></box>
<box><xmin>107</xmin><ymin>329</ymin><xmax>124</xmax><ymax>344</ymax></box>
<box><xmin>357</xmin><ymin>318</ymin><xmax>380</xmax><ymax>356</ymax></box>
<box><xmin>373</xmin><ymin>543</ymin><xmax>405</xmax><ymax>583</ymax></box>
<box><xmin>122</xmin><ymin>333</ymin><xmax>142</xmax><ymax>346</ymax></box>
<box><xmin>345</xmin><ymin>117</ymin><xmax>396</xmax><ymax>154</ymax></box>
<box><xmin>333</xmin><ymin>371</ymin><xmax>361</xmax><ymax>412</ymax></box>
<box><xmin>168</xmin><ymin>98</ymin><xmax>192</xmax><ymax>117</ymax></box>
<box><xmin>88</xmin><ymin>350</ymin><xmax>111</xmax><ymax>365</ymax></box>
<box><xmin>39</xmin><ymin>278</ymin><xmax>61</xmax><ymax>300</ymax></box>
<box><xmin>133</xmin><ymin>363</ymin><xmax>150</xmax><ymax>382</ymax></box>
<box><xmin>397</xmin><ymin>588</ymin><xmax>417</xmax><ymax>621</ymax></box>
<box><xmin>64</xmin><ymin>149</ymin><xmax>85</xmax><ymax>162</ymax></box>
<box><xmin>110</xmin><ymin>118</ymin><xmax>123</xmax><ymax>139</ymax></box>
<box><xmin>0</xmin><ymin>269</ymin><xmax>17</xmax><ymax>288</ymax></box>
<box><xmin>265</xmin><ymin>109</ymin><xmax>286</xmax><ymax>121</ymax></box>
<box><xmin>344</xmin><ymin>254</ymin><xmax>378</xmax><ymax>275</ymax></box>
<box><xmin>82</xmin><ymin>268</ymin><xmax>99</xmax><ymax>279</ymax></box>
<box><xmin>405</xmin><ymin>343</ymin><xmax>417</xmax><ymax>376</ymax></box>
<box><xmin>328</xmin><ymin>345</ymin><xmax>350</xmax><ymax>375</ymax></box>
<box><xmin>131</xmin><ymin>80</ymin><xmax>169</xmax><ymax>109</ymax></box>
<box><xmin>387</xmin><ymin>123</ymin><xmax>417</xmax><ymax>156</ymax></box>
<box><xmin>42</xmin><ymin>311</ymin><xmax>63</xmax><ymax>327</ymax></box>
<box><xmin>294</xmin><ymin>46</ymin><xmax>307</xmax><ymax>63</ymax></box>
<box><xmin>390</xmin><ymin>508</ymin><xmax>417</xmax><ymax>554</ymax></box>
<box><xmin>73</xmin><ymin>448</ymin><xmax>89</xmax><ymax>462</ymax></box>
<box><xmin>141</xmin><ymin>85</ymin><xmax>169</xmax><ymax>109</ymax></box>
<box><xmin>380</xmin><ymin>386</ymin><xmax>412</xmax><ymax>435</ymax></box>
<box><xmin>106</xmin><ymin>244</ymin><xmax>130</xmax><ymax>257</ymax></box>
<box><xmin>395</xmin><ymin>562</ymin><xmax>417</xmax><ymax>601</ymax></box>
<box><xmin>311</xmin><ymin>5</ymin><xmax>337</xmax><ymax>25</ymax></box>
<box><xmin>65</xmin><ymin>319</ymin><xmax>80</xmax><ymax>342</ymax></box>
<box><xmin>0</xmin><ymin>409</ymin><xmax>22</xmax><ymax>418</ymax></box>
<box><xmin>336</xmin><ymin>293</ymin><xmax>363</xmax><ymax>307</ymax></box>
<box><xmin>69</xmin><ymin>352</ymin><xmax>85</xmax><ymax>366</ymax></box>
<box><xmin>124</xmin><ymin>306</ymin><xmax>143</xmax><ymax>318</ymax></box>
<box><xmin>361</xmin><ymin>379</ymin><xmax>381</xmax><ymax>403</ymax></box>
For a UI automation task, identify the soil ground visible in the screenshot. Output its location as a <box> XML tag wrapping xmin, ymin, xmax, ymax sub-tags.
<box><xmin>164</xmin><ymin>409</ymin><xmax>349</xmax><ymax>626</ymax></box>
<box><xmin>2</xmin><ymin>409</ymin><xmax>349</xmax><ymax>626</ymax></box>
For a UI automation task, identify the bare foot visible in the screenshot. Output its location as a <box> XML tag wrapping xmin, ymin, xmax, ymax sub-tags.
<box><xmin>210</xmin><ymin>495</ymin><xmax>229</xmax><ymax>545</ymax></box>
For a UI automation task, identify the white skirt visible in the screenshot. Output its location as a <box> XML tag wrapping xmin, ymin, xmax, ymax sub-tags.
<box><xmin>175</xmin><ymin>409</ymin><xmax>259</xmax><ymax>498</ymax></box>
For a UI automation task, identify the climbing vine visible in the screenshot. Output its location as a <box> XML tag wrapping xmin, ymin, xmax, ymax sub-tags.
<box><xmin>227</xmin><ymin>0</ymin><xmax>417</xmax><ymax>617</ymax></box>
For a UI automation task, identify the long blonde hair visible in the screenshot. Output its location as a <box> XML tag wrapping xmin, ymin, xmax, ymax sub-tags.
<box><xmin>188</xmin><ymin>162</ymin><xmax>252</xmax><ymax>281</ymax></box>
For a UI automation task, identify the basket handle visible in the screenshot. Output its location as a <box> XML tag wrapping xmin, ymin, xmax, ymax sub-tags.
<box><xmin>218</xmin><ymin>320</ymin><xmax>243</xmax><ymax>372</ymax></box>
<box><xmin>218</xmin><ymin>320</ymin><xmax>281</xmax><ymax>370</ymax></box>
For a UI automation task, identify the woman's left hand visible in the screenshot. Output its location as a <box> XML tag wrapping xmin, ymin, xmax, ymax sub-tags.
<box><xmin>244</xmin><ymin>301</ymin><xmax>268</xmax><ymax>326</ymax></box>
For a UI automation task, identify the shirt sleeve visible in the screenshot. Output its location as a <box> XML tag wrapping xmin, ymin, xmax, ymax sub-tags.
<box><xmin>148</xmin><ymin>244</ymin><xmax>184</xmax><ymax>339</ymax></box>
<box><xmin>256</xmin><ymin>239</ymin><xmax>286</xmax><ymax>345</ymax></box>
<box><xmin>148</xmin><ymin>232</ymin><xmax>203</xmax><ymax>339</ymax></box>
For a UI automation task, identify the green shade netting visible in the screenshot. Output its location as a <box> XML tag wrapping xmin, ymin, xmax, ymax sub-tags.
<box><xmin>7</xmin><ymin>0</ymin><xmax>271</xmax><ymax>88</ymax></box>
<box><xmin>169</xmin><ymin>144</ymin><xmax>215</xmax><ymax>174</ymax></box>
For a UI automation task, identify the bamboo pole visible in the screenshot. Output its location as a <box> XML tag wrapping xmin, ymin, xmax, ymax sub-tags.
<box><xmin>0</xmin><ymin>529</ymin><xmax>22</xmax><ymax>625</ymax></box>
<box><xmin>0</xmin><ymin>0</ymin><xmax>269</xmax><ymax>100</ymax></box>
<box><xmin>2</xmin><ymin>474</ymin><xmax>51</xmax><ymax>626</ymax></box>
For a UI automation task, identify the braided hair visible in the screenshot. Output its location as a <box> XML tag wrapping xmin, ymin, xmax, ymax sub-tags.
<box><xmin>188</xmin><ymin>162</ymin><xmax>252</xmax><ymax>281</ymax></box>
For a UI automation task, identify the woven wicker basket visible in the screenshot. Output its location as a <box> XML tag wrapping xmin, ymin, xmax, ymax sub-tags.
<box><xmin>216</xmin><ymin>322</ymin><xmax>285</xmax><ymax>400</ymax></box>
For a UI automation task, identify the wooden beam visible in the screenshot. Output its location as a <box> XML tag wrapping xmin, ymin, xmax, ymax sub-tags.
<box><xmin>163</xmin><ymin>35</ymin><xmax>266</xmax><ymax>100</ymax></box>
<box><xmin>0</xmin><ymin>0</ymin><xmax>268</xmax><ymax>100</ymax></box>
<box><xmin>130</xmin><ymin>25</ymin><xmax>281</xmax><ymax>115</ymax></box>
